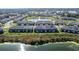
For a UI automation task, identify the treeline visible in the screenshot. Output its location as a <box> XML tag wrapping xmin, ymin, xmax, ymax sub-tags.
<box><xmin>61</xmin><ymin>13</ymin><xmax>79</xmax><ymax>18</ymax></box>
<box><xmin>0</xmin><ymin>33</ymin><xmax>79</xmax><ymax>45</ymax></box>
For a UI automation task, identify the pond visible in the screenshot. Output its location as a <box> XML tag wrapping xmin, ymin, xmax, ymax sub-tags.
<box><xmin>0</xmin><ymin>42</ymin><xmax>79</xmax><ymax>51</ymax></box>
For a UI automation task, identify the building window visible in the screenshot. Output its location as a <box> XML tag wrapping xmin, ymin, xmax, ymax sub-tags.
<box><xmin>43</xmin><ymin>24</ymin><xmax>45</xmax><ymax>25</ymax></box>
<box><xmin>18</xmin><ymin>24</ymin><xmax>21</xmax><ymax>26</ymax></box>
<box><xmin>24</xmin><ymin>24</ymin><xmax>27</xmax><ymax>26</ymax></box>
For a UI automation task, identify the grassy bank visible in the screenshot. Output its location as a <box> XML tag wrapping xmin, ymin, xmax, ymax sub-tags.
<box><xmin>0</xmin><ymin>33</ymin><xmax>79</xmax><ymax>45</ymax></box>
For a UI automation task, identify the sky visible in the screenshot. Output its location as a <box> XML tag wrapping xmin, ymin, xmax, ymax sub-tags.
<box><xmin>0</xmin><ymin>0</ymin><xmax>78</xmax><ymax>8</ymax></box>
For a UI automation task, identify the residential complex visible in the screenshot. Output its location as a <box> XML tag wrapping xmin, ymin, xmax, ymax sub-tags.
<box><xmin>0</xmin><ymin>8</ymin><xmax>79</xmax><ymax>34</ymax></box>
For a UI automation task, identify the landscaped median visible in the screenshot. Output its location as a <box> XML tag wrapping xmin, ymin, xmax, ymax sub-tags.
<box><xmin>0</xmin><ymin>33</ymin><xmax>79</xmax><ymax>45</ymax></box>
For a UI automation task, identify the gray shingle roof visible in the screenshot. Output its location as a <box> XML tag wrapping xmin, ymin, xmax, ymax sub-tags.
<box><xmin>63</xmin><ymin>17</ymin><xmax>77</xmax><ymax>20</ymax></box>
<box><xmin>69</xmin><ymin>22</ymin><xmax>79</xmax><ymax>25</ymax></box>
<box><xmin>17</xmin><ymin>21</ymin><xmax>35</xmax><ymax>24</ymax></box>
<box><xmin>36</xmin><ymin>21</ymin><xmax>53</xmax><ymax>24</ymax></box>
<box><xmin>0</xmin><ymin>27</ymin><xmax>3</xmax><ymax>31</ymax></box>
<box><xmin>28</xmin><ymin>19</ymin><xmax>52</xmax><ymax>22</ymax></box>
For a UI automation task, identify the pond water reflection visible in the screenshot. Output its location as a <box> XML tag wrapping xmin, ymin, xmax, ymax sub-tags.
<box><xmin>0</xmin><ymin>42</ymin><xmax>79</xmax><ymax>51</ymax></box>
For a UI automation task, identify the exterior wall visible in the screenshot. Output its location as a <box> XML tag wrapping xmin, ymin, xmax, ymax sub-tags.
<box><xmin>17</xmin><ymin>23</ymin><xmax>35</xmax><ymax>26</ymax></box>
<box><xmin>9</xmin><ymin>26</ymin><xmax>58</xmax><ymax>33</ymax></box>
<box><xmin>34</xmin><ymin>28</ymin><xmax>58</xmax><ymax>33</ymax></box>
<box><xmin>9</xmin><ymin>29</ymin><xmax>33</xmax><ymax>33</ymax></box>
<box><xmin>61</xmin><ymin>28</ymin><xmax>79</xmax><ymax>34</ymax></box>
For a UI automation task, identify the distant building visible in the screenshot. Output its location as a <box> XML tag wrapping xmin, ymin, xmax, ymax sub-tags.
<box><xmin>34</xmin><ymin>25</ymin><xmax>58</xmax><ymax>33</ymax></box>
<box><xmin>28</xmin><ymin>19</ymin><xmax>52</xmax><ymax>22</ymax></box>
<box><xmin>17</xmin><ymin>21</ymin><xmax>35</xmax><ymax>26</ymax></box>
<box><xmin>9</xmin><ymin>26</ymin><xmax>33</xmax><ymax>33</ymax></box>
<box><xmin>62</xmin><ymin>17</ymin><xmax>77</xmax><ymax>20</ymax></box>
<box><xmin>68</xmin><ymin>22</ymin><xmax>79</xmax><ymax>26</ymax></box>
<box><xmin>28</xmin><ymin>19</ymin><xmax>53</xmax><ymax>26</ymax></box>
<box><xmin>9</xmin><ymin>25</ymin><xmax>58</xmax><ymax>33</ymax></box>
<box><xmin>14</xmin><ymin>16</ymin><xmax>25</xmax><ymax>22</ymax></box>
<box><xmin>16</xmin><ymin>19</ymin><xmax>53</xmax><ymax>26</ymax></box>
<box><xmin>36</xmin><ymin>21</ymin><xmax>53</xmax><ymax>26</ymax></box>
<box><xmin>0</xmin><ymin>23</ymin><xmax>2</xmax><ymax>27</ymax></box>
<box><xmin>0</xmin><ymin>18</ymin><xmax>10</xmax><ymax>24</ymax></box>
<box><xmin>61</xmin><ymin>26</ymin><xmax>79</xmax><ymax>34</ymax></box>
<box><xmin>55</xmin><ymin>20</ymin><xmax>66</xmax><ymax>25</ymax></box>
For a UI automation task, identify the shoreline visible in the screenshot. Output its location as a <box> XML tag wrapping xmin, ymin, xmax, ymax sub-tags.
<box><xmin>0</xmin><ymin>33</ymin><xmax>79</xmax><ymax>45</ymax></box>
